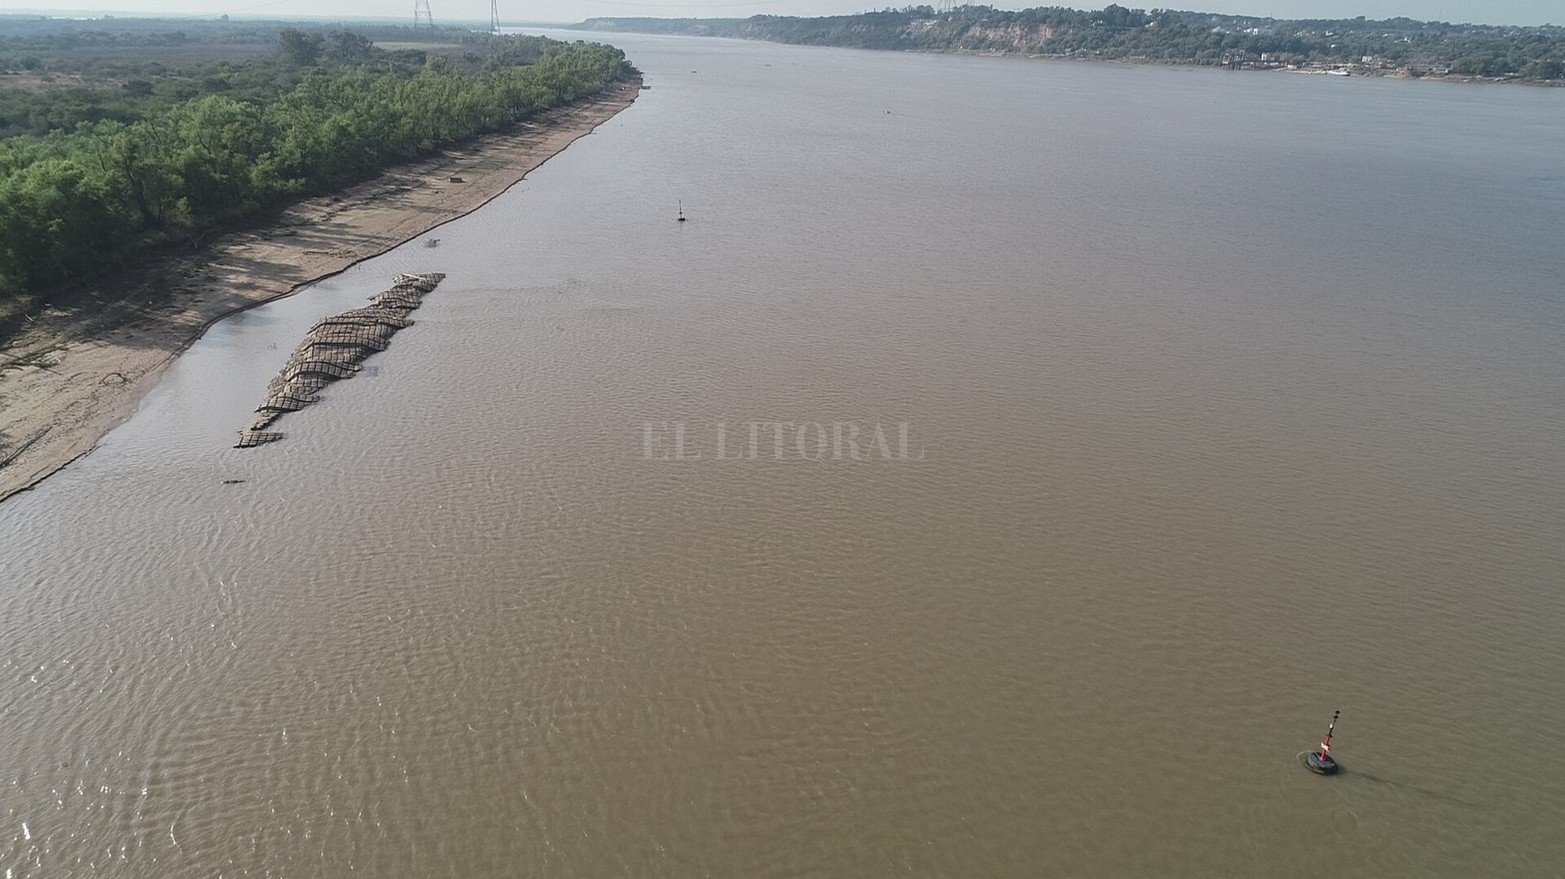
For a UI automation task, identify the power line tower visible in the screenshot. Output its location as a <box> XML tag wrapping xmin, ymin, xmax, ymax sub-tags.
<box><xmin>490</xmin><ymin>0</ymin><xmax>501</xmax><ymax>35</ymax></box>
<box><xmin>413</xmin><ymin>0</ymin><xmax>434</xmax><ymax>29</ymax></box>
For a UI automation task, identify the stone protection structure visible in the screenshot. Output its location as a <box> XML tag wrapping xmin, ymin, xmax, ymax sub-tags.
<box><xmin>235</xmin><ymin>273</ymin><xmax>445</xmax><ymax>448</ymax></box>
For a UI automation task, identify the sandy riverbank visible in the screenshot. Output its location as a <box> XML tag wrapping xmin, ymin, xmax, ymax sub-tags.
<box><xmin>0</xmin><ymin>78</ymin><xmax>641</xmax><ymax>504</ymax></box>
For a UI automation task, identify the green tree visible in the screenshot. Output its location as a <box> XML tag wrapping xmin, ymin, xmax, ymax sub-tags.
<box><xmin>278</xmin><ymin>28</ymin><xmax>322</xmax><ymax>66</ymax></box>
<box><xmin>0</xmin><ymin>32</ymin><xmax>633</xmax><ymax>312</ymax></box>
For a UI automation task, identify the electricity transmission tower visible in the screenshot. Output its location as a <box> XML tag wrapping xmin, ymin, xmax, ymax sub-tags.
<box><xmin>413</xmin><ymin>0</ymin><xmax>434</xmax><ymax>29</ymax></box>
<box><xmin>490</xmin><ymin>0</ymin><xmax>501</xmax><ymax>35</ymax></box>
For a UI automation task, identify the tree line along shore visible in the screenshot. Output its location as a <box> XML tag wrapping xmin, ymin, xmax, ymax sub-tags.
<box><xmin>0</xmin><ymin>20</ymin><xmax>637</xmax><ymax>338</ymax></box>
<box><xmin>573</xmin><ymin>5</ymin><xmax>1564</xmax><ymax>81</ymax></box>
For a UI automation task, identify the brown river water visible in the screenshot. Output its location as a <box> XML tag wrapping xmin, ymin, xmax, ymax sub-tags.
<box><xmin>1</xmin><ymin>31</ymin><xmax>1563</xmax><ymax>877</ymax></box>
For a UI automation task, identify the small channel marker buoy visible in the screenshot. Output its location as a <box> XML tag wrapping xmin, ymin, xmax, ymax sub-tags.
<box><xmin>677</xmin><ymin>200</ymin><xmax>687</xmax><ymax>222</ymax></box>
<box><xmin>1304</xmin><ymin>710</ymin><xmax>1342</xmax><ymax>775</ymax></box>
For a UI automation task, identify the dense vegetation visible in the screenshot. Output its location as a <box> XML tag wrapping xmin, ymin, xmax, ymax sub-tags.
<box><xmin>0</xmin><ymin>19</ymin><xmax>633</xmax><ymax>316</ymax></box>
<box><xmin>576</xmin><ymin>5</ymin><xmax>1564</xmax><ymax>80</ymax></box>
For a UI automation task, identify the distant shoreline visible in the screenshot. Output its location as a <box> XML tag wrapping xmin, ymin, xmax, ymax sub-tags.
<box><xmin>580</xmin><ymin>28</ymin><xmax>1560</xmax><ymax>87</ymax></box>
<box><xmin>568</xmin><ymin>11</ymin><xmax>1565</xmax><ymax>87</ymax></box>
<box><xmin>0</xmin><ymin>78</ymin><xmax>641</xmax><ymax>505</ymax></box>
<box><xmin>921</xmin><ymin>50</ymin><xmax>1565</xmax><ymax>87</ymax></box>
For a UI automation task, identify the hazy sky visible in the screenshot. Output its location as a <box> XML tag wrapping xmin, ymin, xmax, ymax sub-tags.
<box><xmin>9</xmin><ymin>0</ymin><xmax>1560</xmax><ymax>27</ymax></box>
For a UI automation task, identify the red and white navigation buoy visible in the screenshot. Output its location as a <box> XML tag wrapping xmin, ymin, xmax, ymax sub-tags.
<box><xmin>1305</xmin><ymin>710</ymin><xmax>1341</xmax><ymax>775</ymax></box>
